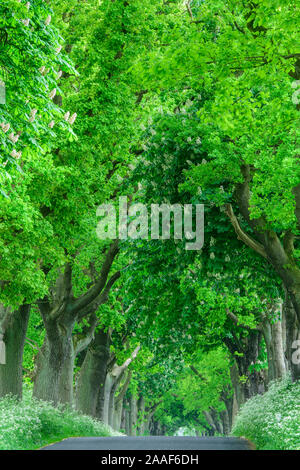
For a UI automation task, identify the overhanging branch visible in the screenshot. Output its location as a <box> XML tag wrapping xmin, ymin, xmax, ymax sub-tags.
<box><xmin>225</xmin><ymin>203</ymin><xmax>267</xmax><ymax>259</ymax></box>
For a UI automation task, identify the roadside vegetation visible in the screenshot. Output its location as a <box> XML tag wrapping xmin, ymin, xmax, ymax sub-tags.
<box><xmin>232</xmin><ymin>377</ymin><xmax>300</xmax><ymax>450</ymax></box>
<box><xmin>0</xmin><ymin>387</ymin><xmax>119</xmax><ymax>450</ymax></box>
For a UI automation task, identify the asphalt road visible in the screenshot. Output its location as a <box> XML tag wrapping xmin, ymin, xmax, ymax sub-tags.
<box><xmin>41</xmin><ymin>436</ymin><xmax>253</xmax><ymax>450</ymax></box>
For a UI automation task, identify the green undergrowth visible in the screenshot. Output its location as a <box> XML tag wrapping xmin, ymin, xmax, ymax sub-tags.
<box><xmin>232</xmin><ymin>376</ymin><xmax>300</xmax><ymax>450</ymax></box>
<box><xmin>0</xmin><ymin>387</ymin><xmax>120</xmax><ymax>450</ymax></box>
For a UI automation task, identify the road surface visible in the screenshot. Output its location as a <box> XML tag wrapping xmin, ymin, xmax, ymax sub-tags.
<box><xmin>41</xmin><ymin>436</ymin><xmax>253</xmax><ymax>450</ymax></box>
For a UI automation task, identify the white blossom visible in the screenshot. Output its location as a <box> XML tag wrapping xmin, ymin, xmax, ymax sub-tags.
<box><xmin>49</xmin><ymin>88</ymin><xmax>57</xmax><ymax>100</ymax></box>
<box><xmin>8</xmin><ymin>133</ymin><xmax>19</xmax><ymax>144</ymax></box>
<box><xmin>69</xmin><ymin>113</ymin><xmax>77</xmax><ymax>125</ymax></box>
<box><xmin>45</xmin><ymin>15</ymin><xmax>52</xmax><ymax>26</ymax></box>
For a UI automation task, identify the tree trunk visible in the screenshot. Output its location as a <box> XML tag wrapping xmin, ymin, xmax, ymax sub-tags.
<box><xmin>108</xmin><ymin>376</ymin><xmax>117</xmax><ymax>428</ymax></box>
<box><xmin>203</xmin><ymin>411</ymin><xmax>217</xmax><ymax>435</ymax></box>
<box><xmin>230</xmin><ymin>364</ymin><xmax>245</xmax><ymax>409</ymax></box>
<box><xmin>262</xmin><ymin>322</ymin><xmax>277</xmax><ymax>383</ymax></box>
<box><xmin>76</xmin><ymin>329</ymin><xmax>110</xmax><ymax>417</ymax></box>
<box><xmin>33</xmin><ymin>317</ymin><xmax>75</xmax><ymax>405</ymax></box>
<box><xmin>113</xmin><ymin>370</ymin><xmax>132</xmax><ymax>431</ymax></box>
<box><xmin>0</xmin><ymin>305</ymin><xmax>30</xmax><ymax>399</ymax></box>
<box><xmin>120</xmin><ymin>400</ymin><xmax>126</xmax><ymax>433</ymax></box>
<box><xmin>137</xmin><ymin>396</ymin><xmax>145</xmax><ymax>435</ymax></box>
<box><xmin>272</xmin><ymin>320</ymin><xmax>286</xmax><ymax>379</ymax></box>
<box><xmin>58</xmin><ymin>339</ymin><xmax>75</xmax><ymax>406</ymax></box>
<box><xmin>129</xmin><ymin>395</ymin><xmax>137</xmax><ymax>436</ymax></box>
<box><xmin>99</xmin><ymin>345</ymin><xmax>140</xmax><ymax>424</ymax></box>
<box><xmin>222</xmin><ymin>392</ymin><xmax>233</xmax><ymax>432</ymax></box>
<box><xmin>113</xmin><ymin>397</ymin><xmax>123</xmax><ymax>431</ymax></box>
<box><xmin>210</xmin><ymin>407</ymin><xmax>223</xmax><ymax>435</ymax></box>
<box><xmin>220</xmin><ymin>409</ymin><xmax>230</xmax><ymax>435</ymax></box>
<box><xmin>124</xmin><ymin>398</ymin><xmax>130</xmax><ymax>435</ymax></box>
<box><xmin>225</xmin><ymin>330</ymin><xmax>265</xmax><ymax>401</ymax></box>
<box><xmin>263</xmin><ymin>307</ymin><xmax>286</xmax><ymax>384</ymax></box>
<box><xmin>102</xmin><ymin>372</ymin><xmax>114</xmax><ymax>425</ymax></box>
<box><xmin>283</xmin><ymin>291</ymin><xmax>300</xmax><ymax>382</ymax></box>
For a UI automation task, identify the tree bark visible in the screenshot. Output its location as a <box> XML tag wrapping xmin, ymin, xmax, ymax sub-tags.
<box><xmin>0</xmin><ymin>304</ymin><xmax>30</xmax><ymax>399</ymax></box>
<box><xmin>129</xmin><ymin>395</ymin><xmax>137</xmax><ymax>436</ymax></box>
<box><xmin>283</xmin><ymin>291</ymin><xmax>300</xmax><ymax>381</ymax></box>
<box><xmin>76</xmin><ymin>329</ymin><xmax>111</xmax><ymax>416</ymax></box>
<box><xmin>137</xmin><ymin>395</ymin><xmax>145</xmax><ymax>435</ymax></box>
<box><xmin>220</xmin><ymin>409</ymin><xmax>230</xmax><ymax>435</ymax></box>
<box><xmin>33</xmin><ymin>315</ymin><xmax>75</xmax><ymax>405</ymax></box>
<box><xmin>113</xmin><ymin>370</ymin><xmax>132</xmax><ymax>431</ymax></box>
